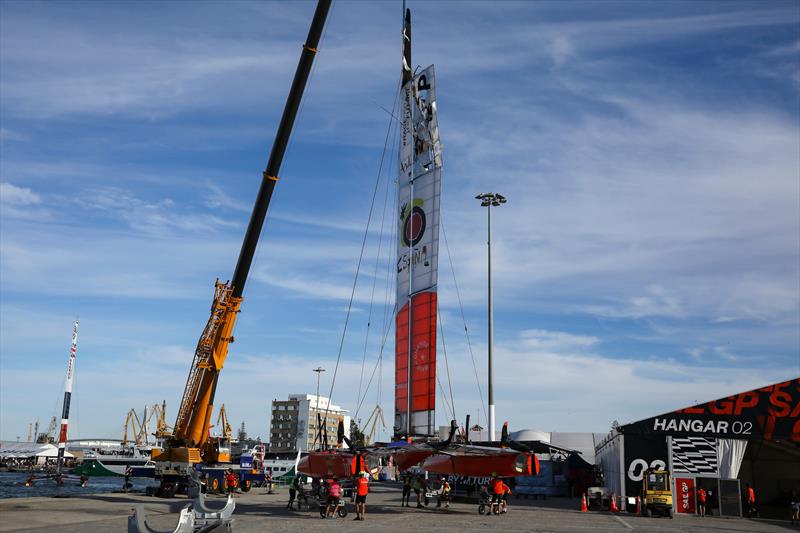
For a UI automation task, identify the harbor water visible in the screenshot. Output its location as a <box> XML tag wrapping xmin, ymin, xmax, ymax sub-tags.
<box><xmin>0</xmin><ymin>472</ymin><xmax>157</xmax><ymax>499</ymax></box>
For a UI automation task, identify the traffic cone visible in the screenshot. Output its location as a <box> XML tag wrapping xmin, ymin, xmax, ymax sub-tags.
<box><xmin>581</xmin><ymin>493</ymin><xmax>588</xmax><ymax>512</ymax></box>
<box><xmin>610</xmin><ymin>493</ymin><xmax>619</xmax><ymax>513</ymax></box>
<box><xmin>636</xmin><ymin>495</ymin><xmax>641</xmax><ymax>516</ymax></box>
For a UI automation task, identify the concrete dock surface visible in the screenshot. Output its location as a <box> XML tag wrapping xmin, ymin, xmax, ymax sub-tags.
<box><xmin>0</xmin><ymin>483</ymin><xmax>793</xmax><ymax>532</ymax></box>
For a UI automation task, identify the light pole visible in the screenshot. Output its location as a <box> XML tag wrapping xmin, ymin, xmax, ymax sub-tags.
<box><xmin>475</xmin><ymin>192</ymin><xmax>506</xmax><ymax>441</ymax></box>
<box><xmin>313</xmin><ymin>367</ymin><xmax>325</xmax><ymax>409</ymax></box>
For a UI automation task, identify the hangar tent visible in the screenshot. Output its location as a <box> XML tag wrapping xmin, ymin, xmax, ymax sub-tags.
<box><xmin>0</xmin><ymin>441</ymin><xmax>75</xmax><ymax>464</ymax></box>
<box><xmin>595</xmin><ymin>378</ymin><xmax>799</xmax><ymax>519</ymax></box>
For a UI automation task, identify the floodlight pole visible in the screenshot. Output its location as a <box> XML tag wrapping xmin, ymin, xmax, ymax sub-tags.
<box><xmin>475</xmin><ymin>193</ymin><xmax>506</xmax><ymax>441</ymax></box>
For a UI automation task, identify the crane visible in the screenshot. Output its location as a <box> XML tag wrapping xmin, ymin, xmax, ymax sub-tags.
<box><xmin>152</xmin><ymin>0</ymin><xmax>331</xmax><ymax>483</ymax></box>
<box><xmin>214</xmin><ymin>404</ymin><xmax>232</xmax><ymax>440</ymax></box>
<box><xmin>362</xmin><ymin>405</ymin><xmax>386</xmax><ymax>446</ymax></box>
<box><xmin>36</xmin><ymin>416</ymin><xmax>57</xmax><ymax>444</ymax></box>
<box><xmin>152</xmin><ymin>400</ymin><xmax>172</xmax><ymax>439</ymax></box>
<box><xmin>123</xmin><ymin>409</ymin><xmax>144</xmax><ymax>447</ymax></box>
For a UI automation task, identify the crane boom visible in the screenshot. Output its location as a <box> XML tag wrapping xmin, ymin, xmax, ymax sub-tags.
<box><xmin>154</xmin><ymin>0</ymin><xmax>331</xmax><ymax>468</ymax></box>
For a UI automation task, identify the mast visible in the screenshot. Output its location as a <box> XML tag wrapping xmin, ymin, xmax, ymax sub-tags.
<box><xmin>395</xmin><ymin>7</ymin><xmax>442</xmax><ymax>439</ymax></box>
<box><xmin>56</xmin><ymin>320</ymin><xmax>78</xmax><ymax>474</ymax></box>
<box><xmin>404</xmin><ymin>7</ymin><xmax>413</xmax><ymax>438</ymax></box>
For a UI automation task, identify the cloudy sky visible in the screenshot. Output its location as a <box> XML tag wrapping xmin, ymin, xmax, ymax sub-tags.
<box><xmin>1</xmin><ymin>0</ymin><xmax>798</xmax><ymax>443</ymax></box>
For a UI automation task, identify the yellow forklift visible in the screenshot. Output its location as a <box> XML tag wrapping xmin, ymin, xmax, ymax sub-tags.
<box><xmin>642</xmin><ymin>468</ymin><xmax>673</xmax><ymax>518</ymax></box>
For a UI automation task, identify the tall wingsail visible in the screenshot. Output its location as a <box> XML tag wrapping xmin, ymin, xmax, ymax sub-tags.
<box><xmin>395</xmin><ymin>50</ymin><xmax>443</xmax><ymax>437</ymax></box>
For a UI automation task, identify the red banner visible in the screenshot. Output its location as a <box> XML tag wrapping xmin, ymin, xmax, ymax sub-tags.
<box><xmin>676</xmin><ymin>477</ymin><xmax>695</xmax><ymax>514</ymax></box>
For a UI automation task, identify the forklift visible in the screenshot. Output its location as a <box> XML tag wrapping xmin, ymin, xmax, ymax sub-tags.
<box><xmin>641</xmin><ymin>468</ymin><xmax>673</xmax><ymax>518</ymax></box>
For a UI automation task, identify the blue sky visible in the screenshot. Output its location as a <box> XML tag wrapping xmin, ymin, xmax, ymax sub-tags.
<box><xmin>1</xmin><ymin>0</ymin><xmax>798</xmax><ymax>443</ymax></box>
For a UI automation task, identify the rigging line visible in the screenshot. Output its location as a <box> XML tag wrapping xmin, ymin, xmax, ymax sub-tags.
<box><xmin>437</xmin><ymin>304</ymin><xmax>457</xmax><ymax>422</ymax></box>
<box><xmin>441</xmin><ymin>219</ymin><xmax>488</xmax><ymax>424</ymax></box>
<box><xmin>324</xmin><ymin>77</ymin><xmax>402</xmax><ymax>422</ymax></box>
<box><xmin>356</xmin><ymin>80</ymin><xmax>402</xmax><ymax>411</ymax></box>
<box><xmin>354</xmin><ymin>300</ymin><xmax>398</xmax><ymax>419</ymax></box>
<box><xmin>436</xmin><ymin>374</ymin><xmax>454</xmax><ymax>423</ymax></box>
<box><xmin>354</xmin><ymin>87</ymin><xmax>402</xmax><ymax>421</ymax></box>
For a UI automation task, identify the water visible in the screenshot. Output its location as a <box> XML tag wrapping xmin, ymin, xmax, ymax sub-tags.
<box><xmin>0</xmin><ymin>472</ymin><xmax>158</xmax><ymax>499</ymax></box>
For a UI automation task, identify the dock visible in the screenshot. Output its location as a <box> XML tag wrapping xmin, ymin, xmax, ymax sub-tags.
<box><xmin>0</xmin><ymin>483</ymin><xmax>790</xmax><ymax>532</ymax></box>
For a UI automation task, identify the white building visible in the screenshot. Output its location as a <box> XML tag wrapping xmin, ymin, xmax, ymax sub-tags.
<box><xmin>269</xmin><ymin>394</ymin><xmax>350</xmax><ymax>452</ymax></box>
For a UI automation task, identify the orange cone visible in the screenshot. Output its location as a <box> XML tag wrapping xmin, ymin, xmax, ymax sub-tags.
<box><xmin>581</xmin><ymin>493</ymin><xmax>588</xmax><ymax>512</ymax></box>
<box><xmin>610</xmin><ymin>493</ymin><xmax>619</xmax><ymax>513</ymax></box>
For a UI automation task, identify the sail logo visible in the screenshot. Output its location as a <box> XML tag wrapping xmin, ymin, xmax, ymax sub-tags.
<box><xmin>400</xmin><ymin>198</ymin><xmax>426</xmax><ymax>247</ymax></box>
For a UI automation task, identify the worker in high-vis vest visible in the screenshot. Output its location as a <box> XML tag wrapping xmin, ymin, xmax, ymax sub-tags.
<box><xmin>354</xmin><ymin>471</ymin><xmax>369</xmax><ymax>521</ymax></box>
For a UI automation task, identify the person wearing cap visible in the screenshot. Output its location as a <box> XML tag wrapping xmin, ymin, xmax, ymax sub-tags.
<box><xmin>354</xmin><ymin>471</ymin><xmax>369</xmax><ymax>521</ymax></box>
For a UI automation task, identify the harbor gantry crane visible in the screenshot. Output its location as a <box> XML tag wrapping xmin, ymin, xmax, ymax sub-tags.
<box><xmin>36</xmin><ymin>416</ymin><xmax>57</xmax><ymax>444</ymax></box>
<box><xmin>123</xmin><ymin>409</ymin><xmax>144</xmax><ymax>447</ymax></box>
<box><xmin>151</xmin><ymin>0</ymin><xmax>331</xmax><ymax>487</ymax></box>
<box><xmin>362</xmin><ymin>405</ymin><xmax>386</xmax><ymax>446</ymax></box>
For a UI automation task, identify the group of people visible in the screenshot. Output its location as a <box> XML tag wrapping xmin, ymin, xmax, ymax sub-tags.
<box><xmin>286</xmin><ymin>471</ymin><xmax>371</xmax><ymax>521</ymax></box>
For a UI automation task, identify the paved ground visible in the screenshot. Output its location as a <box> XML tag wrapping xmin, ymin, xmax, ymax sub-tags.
<box><xmin>0</xmin><ymin>483</ymin><xmax>795</xmax><ymax>532</ymax></box>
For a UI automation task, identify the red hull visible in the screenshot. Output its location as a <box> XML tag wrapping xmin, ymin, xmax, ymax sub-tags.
<box><xmin>392</xmin><ymin>449</ymin><xmax>435</xmax><ymax>471</ymax></box>
<box><xmin>421</xmin><ymin>451</ymin><xmax>536</xmax><ymax>477</ymax></box>
<box><xmin>296</xmin><ymin>451</ymin><xmax>354</xmax><ymax>479</ymax></box>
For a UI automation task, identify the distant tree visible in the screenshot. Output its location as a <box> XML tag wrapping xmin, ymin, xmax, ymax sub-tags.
<box><xmin>238</xmin><ymin>421</ymin><xmax>247</xmax><ymax>442</ymax></box>
<box><xmin>349</xmin><ymin>420</ymin><xmax>366</xmax><ymax>448</ymax></box>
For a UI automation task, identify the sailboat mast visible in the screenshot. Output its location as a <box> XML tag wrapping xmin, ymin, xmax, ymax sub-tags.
<box><xmin>403</xmin><ymin>8</ymin><xmax>413</xmax><ymax>438</ymax></box>
<box><xmin>56</xmin><ymin>320</ymin><xmax>78</xmax><ymax>474</ymax></box>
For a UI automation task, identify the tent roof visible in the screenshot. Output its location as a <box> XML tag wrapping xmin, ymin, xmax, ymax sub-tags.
<box><xmin>0</xmin><ymin>441</ymin><xmax>74</xmax><ymax>458</ymax></box>
<box><xmin>620</xmin><ymin>377</ymin><xmax>799</xmax><ymax>441</ymax></box>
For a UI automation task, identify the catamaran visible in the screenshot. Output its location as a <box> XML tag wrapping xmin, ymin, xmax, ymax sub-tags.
<box><xmin>297</xmin><ymin>7</ymin><xmax>537</xmax><ymax>481</ymax></box>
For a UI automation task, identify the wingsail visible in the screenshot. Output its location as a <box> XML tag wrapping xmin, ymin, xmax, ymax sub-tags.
<box><xmin>395</xmin><ymin>64</ymin><xmax>442</xmax><ymax>438</ymax></box>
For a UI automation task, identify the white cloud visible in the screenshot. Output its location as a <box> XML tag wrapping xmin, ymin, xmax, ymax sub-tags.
<box><xmin>0</xmin><ymin>182</ymin><xmax>40</xmax><ymax>205</ymax></box>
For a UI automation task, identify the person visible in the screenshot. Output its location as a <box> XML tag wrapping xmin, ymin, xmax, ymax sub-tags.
<box><xmin>490</xmin><ymin>473</ymin><xmax>504</xmax><ymax>515</ymax></box>
<box><xmin>413</xmin><ymin>475</ymin><xmax>425</xmax><ymax>508</ymax></box>
<box><xmin>501</xmin><ymin>480</ymin><xmax>512</xmax><ymax>513</ymax></box>
<box><xmin>124</xmin><ymin>465</ymin><xmax>132</xmax><ymax>492</ymax></box>
<box><xmin>287</xmin><ymin>474</ymin><xmax>300</xmax><ymax>510</ymax></box>
<box><xmin>225</xmin><ymin>469</ymin><xmax>237</xmax><ymax>494</ymax></box>
<box><xmin>326</xmin><ymin>477</ymin><xmax>342</xmax><ymax>518</ymax></box>
<box><xmin>354</xmin><ymin>471</ymin><xmax>369</xmax><ymax>521</ymax></box>
<box><xmin>401</xmin><ymin>473</ymin><xmax>411</xmax><ymax>507</ymax></box>
<box><xmin>745</xmin><ymin>483</ymin><xmax>756</xmax><ymax>518</ymax></box>
<box><xmin>436</xmin><ymin>476</ymin><xmax>451</xmax><ymax>508</ymax></box>
<box><xmin>790</xmin><ymin>490</ymin><xmax>800</xmax><ymax>525</ymax></box>
<box><xmin>696</xmin><ymin>487</ymin><xmax>707</xmax><ymax>517</ymax></box>
<box><xmin>266</xmin><ymin>470</ymin><xmax>274</xmax><ymax>494</ymax></box>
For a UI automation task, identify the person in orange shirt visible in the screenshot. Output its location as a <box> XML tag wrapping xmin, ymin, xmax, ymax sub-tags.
<box><xmin>696</xmin><ymin>487</ymin><xmax>707</xmax><ymax>517</ymax></box>
<box><xmin>354</xmin><ymin>471</ymin><xmax>369</xmax><ymax>521</ymax></box>
<box><xmin>745</xmin><ymin>483</ymin><xmax>757</xmax><ymax>518</ymax></box>
<box><xmin>490</xmin><ymin>473</ymin><xmax>504</xmax><ymax>515</ymax></box>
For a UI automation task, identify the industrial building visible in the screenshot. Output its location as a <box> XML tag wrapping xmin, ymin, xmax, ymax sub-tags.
<box><xmin>269</xmin><ymin>394</ymin><xmax>350</xmax><ymax>452</ymax></box>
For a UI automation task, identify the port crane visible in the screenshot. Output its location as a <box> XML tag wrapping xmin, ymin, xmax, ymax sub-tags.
<box><xmin>36</xmin><ymin>416</ymin><xmax>57</xmax><ymax>444</ymax></box>
<box><xmin>152</xmin><ymin>0</ymin><xmax>331</xmax><ymax>488</ymax></box>
<box><xmin>122</xmin><ymin>408</ymin><xmax>145</xmax><ymax>447</ymax></box>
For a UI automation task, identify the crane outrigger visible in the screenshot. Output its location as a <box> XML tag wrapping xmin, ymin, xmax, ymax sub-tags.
<box><xmin>151</xmin><ymin>0</ymin><xmax>332</xmax><ymax>492</ymax></box>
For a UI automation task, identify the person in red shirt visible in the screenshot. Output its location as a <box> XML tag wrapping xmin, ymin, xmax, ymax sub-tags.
<box><xmin>696</xmin><ymin>487</ymin><xmax>707</xmax><ymax>517</ymax></box>
<box><xmin>354</xmin><ymin>471</ymin><xmax>369</xmax><ymax>521</ymax></box>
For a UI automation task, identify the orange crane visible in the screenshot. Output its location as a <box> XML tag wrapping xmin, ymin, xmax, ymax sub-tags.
<box><xmin>152</xmin><ymin>0</ymin><xmax>331</xmax><ymax>486</ymax></box>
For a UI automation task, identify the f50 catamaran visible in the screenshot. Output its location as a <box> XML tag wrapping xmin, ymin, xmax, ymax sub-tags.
<box><xmin>297</xmin><ymin>7</ymin><xmax>538</xmax><ymax>481</ymax></box>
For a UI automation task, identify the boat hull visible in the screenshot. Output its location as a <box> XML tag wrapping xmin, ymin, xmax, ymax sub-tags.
<box><xmin>421</xmin><ymin>451</ymin><xmax>536</xmax><ymax>477</ymax></box>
